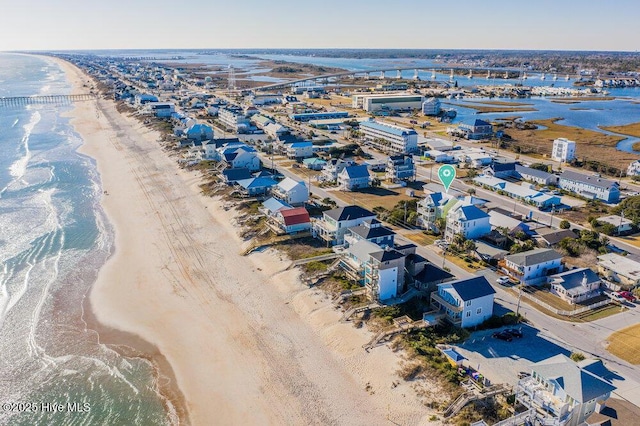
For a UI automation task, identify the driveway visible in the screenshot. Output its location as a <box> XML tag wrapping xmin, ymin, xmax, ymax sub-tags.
<box><xmin>452</xmin><ymin>324</ymin><xmax>572</xmax><ymax>387</ymax></box>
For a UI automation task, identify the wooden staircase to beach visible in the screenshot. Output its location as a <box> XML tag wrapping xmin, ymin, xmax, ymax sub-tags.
<box><xmin>340</xmin><ymin>302</ymin><xmax>380</xmax><ymax>322</ymax></box>
<box><xmin>363</xmin><ymin>315</ymin><xmax>432</xmax><ymax>351</ymax></box>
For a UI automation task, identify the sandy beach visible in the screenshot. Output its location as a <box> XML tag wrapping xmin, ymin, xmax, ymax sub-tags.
<box><xmin>53</xmin><ymin>58</ymin><xmax>437</xmax><ymax>425</ymax></box>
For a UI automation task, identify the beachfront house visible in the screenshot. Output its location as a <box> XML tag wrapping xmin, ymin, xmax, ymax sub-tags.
<box><xmin>339</xmin><ymin>240</ymin><xmax>407</xmax><ymax>301</ymax></box>
<box><xmin>271</xmin><ymin>177</ymin><xmax>309</xmax><ymax>206</ymax></box>
<box><xmin>312</xmin><ymin>205</ymin><xmax>376</xmax><ymax>246</ymax></box>
<box><xmin>344</xmin><ymin>219</ymin><xmax>395</xmax><ymax>249</ymax></box>
<box><xmin>221</xmin><ymin>168</ymin><xmax>252</xmax><ymax>185</ymax></box>
<box><xmin>235</xmin><ymin>177</ymin><xmax>278</xmax><ymax>197</ymax></box>
<box><xmin>222</xmin><ymin>146</ymin><xmax>261</xmax><ymax>171</ymax></box>
<box><xmin>274</xmin><ymin>207</ymin><xmax>311</xmax><ymax>234</ymax></box>
<box><xmin>516</xmin><ymin>355</ymin><xmax>616</xmax><ymax>426</ymax></box>
<box><xmin>260</xmin><ymin>197</ymin><xmax>292</xmax><ymax>217</ymax></box>
<box><xmin>430</xmin><ymin>276</ymin><xmax>495</xmax><ymax>328</ymax></box>
<box><xmin>185</xmin><ymin>123</ymin><xmax>214</xmax><ymax>142</ymax></box>
<box><xmin>548</xmin><ymin>268</ymin><xmax>601</xmax><ymax>305</ymax></box>
<box><xmin>444</xmin><ymin>204</ymin><xmax>491</xmax><ymax>242</ymax></box>
<box><xmin>597</xmin><ymin>253</ymin><xmax>640</xmax><ymax>288</ymax></box>
<box><xmin>337</xmin><ymin>165</ymin><xmax>370</xmax><ymax>191</ymax></box>
<box><xmin>385</xmin><ymin>155</ymin><xmax>415</xmax><ymax>182</ymax></box>
<box><xmin>499</xmin><ymin>248</ymin><xmax>563</xmax><ymax>285</ymax></box>
<box><xmin>558</xmin><ymin>170</ymin><xmax>620</xmax><ymax>203</ymax></box>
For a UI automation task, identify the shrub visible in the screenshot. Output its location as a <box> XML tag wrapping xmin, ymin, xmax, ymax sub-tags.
<box><xmin>570</xmin><ymin>352</ymin><xmax>586</xmax><ymax>362</ymax></box>
<box><xmin>559</xmin><ymin>220</ymin><xmax>570</xmax><ymax>229</ymax></box>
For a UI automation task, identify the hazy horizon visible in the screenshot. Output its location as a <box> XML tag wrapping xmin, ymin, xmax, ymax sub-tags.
<box><xmin>1</xmin><ymin>0</ymin><xmax>639</xmax><ymax>52</ymax></box>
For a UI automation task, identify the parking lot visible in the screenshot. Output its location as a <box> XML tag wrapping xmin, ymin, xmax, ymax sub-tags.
<box><xmin>451</xmin><ymin>324</ymin><xmax>572</xmax><ymax>387</ymax></box>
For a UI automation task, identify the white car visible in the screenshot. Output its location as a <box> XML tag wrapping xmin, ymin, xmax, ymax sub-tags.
<box><xmin>605</xmin><ymin>292</ymin><xmax>626</xmax><ymax>303</ymax></box>
<box><xmin>496</xmin><ymin>276</ymin><xmax>511</xmax><ymax>285</ymax></box>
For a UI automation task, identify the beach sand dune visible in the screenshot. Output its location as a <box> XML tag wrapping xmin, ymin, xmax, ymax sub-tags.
<box><xmin>55</xmin><ymin>58</ymin><xmax>436</xmax><ymax>425</ymax></box>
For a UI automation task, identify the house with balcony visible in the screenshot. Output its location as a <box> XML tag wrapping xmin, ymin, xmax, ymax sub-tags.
<box><xmin>222</xmin><ymin>146</ymin><xmax>261</xmax><ymax>171</ymax></box>
<box><xmin>416</xmin><ymin>191</ymin><xmax>456</xmax><ymax>231</ymax></box>
<box><xmin>444</xmin><ymin>204</ymin><xmax>491</xmax><ymax>242</ymax></box>
<box><xmin>455</xmin><ymin>119</ymin><xmax>493</xmax><ymax>140</ymax></box>
<box><xmin>271</xmin><ymin>177</ymin><xmax>308</xmax><ymax>206</ymax></box>
<box><xmin>337</xmin><ymin>165</ymin><xmax>370</xmax><ymax>191</ymax></box>
<box><xmin>312</xmin><ymin>205</ymin><xmax>376</xmax><ymax>245</ymax></box>
<box><xmin>235</xmin><ymin>177</ymin><xmax>278</xmax><ymax>197</ymax></box>
<box><xmin>185</xmin><ymin>123</ymin><xmax>214</xmax><ymax>142</ymax></box>
<box><xmin>320</xmin><ymin>159</ymin><xmax>356</xmax><ymax>182</ymax></box>
<box><xmin>516</xmin><ymin>354</ymin><xmax>615</xmax><ymax>426</ymax></box>
<box><xmin>274</xmin><ymin>207</ymin><xmax>311</xmax><ymax>234</ymax></box>
<box><xmin>260</xmin><ymin>197</ymin><xmax>292</xmax><ymax>217</ymax></box>
<box><xmin>558</xmin><ymin>170</ymin><xmax>620</xmax><ymax>203</ymax></box>
<box><xmin>548</xmin><ymin>268</ymin><xmax>601</xmax><ymax>305</ymax></box>
<box><xmin>338</xmin><ymin>240</ymin><xmax>406</xmax><ymax>301</ymax></box>
<box><xmin>597</xmin><ymin>253</ymin><xmax>640</xmax><ymax>288</ymax></box>
<box><xmin>430</xmin><ymin>276</ymin><xmax>495</xmax><ymax>328</ymax></box>
<box><xmin>385</xmin><ymin>155</ymin><xmax>415</xmax><ymax>183</ymax></box>
<box><xmin>286</xmin><ymin>142</ymin><xmax>314</xmax><ymax>159</ymax></box>
<box><xmin>484</xmin><ymin>158</ymin><xmax>517</xmax><ymax>178</ymax></box>
<box><xmin>500</xmin><ymin>248</ymin><xmax>563</xmax><ymax>285</ymax></box>
<box><xmin>344</xmin><ymin>219</ymin><xmax>395</xmax><ymax>249</ymax></box>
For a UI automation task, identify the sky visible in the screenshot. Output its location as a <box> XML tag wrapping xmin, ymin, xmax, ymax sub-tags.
<box><xmin>1</xmin><ymin>0</ymin><xmax>639</xmax><ymax>52</ymax></box>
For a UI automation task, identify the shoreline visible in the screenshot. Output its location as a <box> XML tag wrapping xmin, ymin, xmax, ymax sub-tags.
<box><xmin>51</xmin><ymin>56</ymin><xmax>188</xmax><ymax>424</ymax></box>
<box><xmin>49</xmin><ymin>57</ymin><xmax>438</xmax><ymax>425</ymax></box>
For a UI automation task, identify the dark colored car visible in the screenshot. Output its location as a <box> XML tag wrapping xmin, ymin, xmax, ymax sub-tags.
<box><xmin>504</xmin><ymin>328</ymin><xmax>523</xmax><ymax>338</ymax></box>
<box><xmin>492</xmin><ymin>331</ymin><xmax>512</xmax><ymax>342</ymax></box>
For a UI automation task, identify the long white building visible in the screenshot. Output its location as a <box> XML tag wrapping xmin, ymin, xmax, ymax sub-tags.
<box><xmin>360</xmin><ymin>120</ymin><xmax>418</xmax><ymax>154</ymax></box>
<box><xmin>352</xmin><ymin>93</ymin><xmax>425</xmax><ymax>112</ymax></box>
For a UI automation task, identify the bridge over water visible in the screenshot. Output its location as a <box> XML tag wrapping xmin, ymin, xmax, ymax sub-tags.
<box><xmin>254</xmin><ymin>65</ymin><xmax>527</xmax><ymax>91</ymax></box>
<box><xmin>0</xmin><ymin>94</ymin><xmax>96</xmax><ymax>107</ymax></box>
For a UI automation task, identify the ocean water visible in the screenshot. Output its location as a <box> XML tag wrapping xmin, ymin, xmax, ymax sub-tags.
<box><xmin>0</xmin><ymin>54</ymin><xmax>173</xmax><ymax>425</ymax></box>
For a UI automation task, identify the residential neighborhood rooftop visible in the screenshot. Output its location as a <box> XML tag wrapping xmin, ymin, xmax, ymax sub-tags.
<box><xmin>324</xmin><ymin>205</ymin><xmax>376</xmax><ymax>222</ymax></box>
<box><xmin>449</xmin><ymin>276</ymin><xmax>496</xmax><ymax>301</ymax></box>
<box><xmin>504</xmin><ymin>247</ymin><xmax>563</xmax><ymax>266</ymax></box>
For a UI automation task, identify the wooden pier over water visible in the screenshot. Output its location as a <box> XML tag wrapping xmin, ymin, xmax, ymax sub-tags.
<box><xmin>0</xmin><ymin>94</ymin><xmax>96</xmax><ymax>107</ymax></box>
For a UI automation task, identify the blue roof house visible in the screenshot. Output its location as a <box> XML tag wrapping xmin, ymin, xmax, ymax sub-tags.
<box><xmin>337</xmin><ymin>164</ymin><xmax>370</xmax><ymax>191</ymax></box>
<box><xmin>236</xmin><ymin>177</ymin><xmax>277</xmax><ymax>197</ymax></box>
<box><xmin>431</xmin><ymin>276</ymin><xmax>496</xmax><ymax>328</ymax></box>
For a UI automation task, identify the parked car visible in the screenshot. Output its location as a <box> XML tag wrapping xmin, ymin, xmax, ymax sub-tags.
<box><xmin>496</xmin><ymin>276</ymin><xmax>511</xmax><ymax>285</ymax></box>
<box><xmin>606</xmin><ymin>292</ymin><xmax>626</xmax><ymax>303</ymax></box>
<box><xmin>518</xmin><ymin>371</ymin><xmax>531</xmax><ymax>379</ymax></box>
<box><xmin>492</xmin><ymin>331</ymin><xmax>513</xmax><ymax>342</ymax></box>
<box><xmin>616</xmin><ymin>291</ymin><xmax>636</xmax><ymax>302</ymax></box>
<box><xmin>504</xmin><ymin>328</ymin><xmax>523</xmax><ymax>338</ymax></box>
